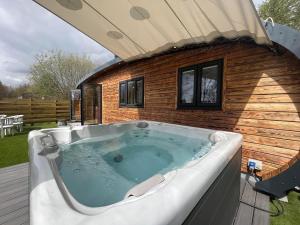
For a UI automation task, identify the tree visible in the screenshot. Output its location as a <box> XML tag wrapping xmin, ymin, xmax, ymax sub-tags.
<box><xmin>258</xmin><ymin>0</ymin><xmax>300</xmax><ymax>30</ymax></box>
<box><xmin>30</xmin><ymin>50</ymin><xmax>95</xmax><ymax>99</ymax></box>
<box><xmin>0</xmin><ymin>81</ymin><xmax>10</xmax><ymax>99</ymax></box>
<box><xmin>9</xmin><ymin>84</ymin><xmax>32</xmax><ymax>98</ymax></box>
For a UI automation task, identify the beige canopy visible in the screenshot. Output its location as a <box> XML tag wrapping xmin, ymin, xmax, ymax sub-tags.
<box><xmin>34</xmin><ymin>0</ymin><xmax>271</xmax><ymax>61</ymax></box>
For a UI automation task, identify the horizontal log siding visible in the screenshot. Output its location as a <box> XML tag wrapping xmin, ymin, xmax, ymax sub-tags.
<box><xmin>89</xmin><ymin>43</ymin><xmax>300</xmax><ymax>179</ymax></box>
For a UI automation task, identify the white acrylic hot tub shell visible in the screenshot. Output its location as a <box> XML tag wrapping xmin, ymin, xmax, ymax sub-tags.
<box><xmin>29</xmin><ymin>121</ymin><xmax>242</xmax><ymax>225</ymax></box>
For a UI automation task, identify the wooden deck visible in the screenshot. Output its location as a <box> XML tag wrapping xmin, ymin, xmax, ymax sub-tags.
<box><xmin>0</xmin><ymin>163</ymin><xmax>269</xmax><ymax>225</ymax></box>
<box><xmin>233</xmin><ymin>174</ymin><xmax>270</xmax><ymax>225</ymax></box>
<box><xmin>0</xmin><ymin>163</ymin><xmax>29</xmax><ymax>225</ymax></box>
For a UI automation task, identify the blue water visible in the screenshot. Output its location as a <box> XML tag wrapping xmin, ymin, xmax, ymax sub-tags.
<box><xmin>58</xmin><ymin>128</ymin><xmax>211</xmax><ymax>207</ymax></box>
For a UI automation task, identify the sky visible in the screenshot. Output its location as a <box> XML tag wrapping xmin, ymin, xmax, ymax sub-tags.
<box><xmin>252</xmin><ymin>0</ymin><xmax>264</xmax><ymax>9</ymax></box>
<box><xmin>0</xmin><ymin>0</ymin><xmax>263</xmax><ymax>86</ymax></box>
<box><xmin>0</xmin><ymin>0</ymin><xmax>114</xmax><ymax>86</ymax></box>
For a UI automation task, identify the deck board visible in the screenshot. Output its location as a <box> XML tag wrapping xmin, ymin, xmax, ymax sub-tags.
<box><xmin>240</xmin><ymin>175</ymin><xmax>246</xmax><ymax>199</ymax></box>
<box><xmin>0</xmin><ymin>163</ymin><xmax>270</xmax><ymax>225</ymax></box>
<box><xmin>0</xmin><ymin>164</ymin><xmax>29</xmax><ymax>225</ymax></box>
<box><xmin>233</xmin><ymin>174</ymin><xmax>270</xmax><ymax>225</ymax></box>
<box><xmin>252</xmin><ymin>192</ymin><xmax>270</xmax><ymax>225</ymax></box>
<box><xmin>234</xmin><ymin>203</ymin><xmax>254</xmax><ymax>225</ymax></box>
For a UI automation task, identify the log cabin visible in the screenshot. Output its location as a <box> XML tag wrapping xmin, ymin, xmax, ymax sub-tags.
<box><xmin>75</xmin><ymin>25</ymin><xmax>300</xmax><ymax>180</ymax></box>
<box><xmin>35</xmin><ymin>0</ymin><xmax>300</xmax><ymax>180</ymax></box>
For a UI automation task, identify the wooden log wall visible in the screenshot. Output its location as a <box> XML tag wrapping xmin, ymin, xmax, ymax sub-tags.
<box><xmin>0</xmin><ymin>99</ymin><xmax>70</xmax><ymax>123</ymax></box>
<box><xmin>89</xmin><ymin>42</ymin><xmax>300</xmax><ymax>179</ymax></box>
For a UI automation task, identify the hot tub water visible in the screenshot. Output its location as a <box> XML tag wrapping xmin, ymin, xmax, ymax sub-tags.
<box><xmin>58</xmin><ymin>127</ymin><xmax>211</xmax><ymax>207</ymax></box>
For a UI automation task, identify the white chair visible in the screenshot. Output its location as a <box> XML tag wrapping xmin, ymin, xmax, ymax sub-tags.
<box><xmin>0</xmin><ymin>117</ymin><xmax>15</xmax><ymax>138</ymax></box>
<box><xmin>13</xmin><ymin>115</ymin><xmax>24</xmax><ymax>132</ymax></box>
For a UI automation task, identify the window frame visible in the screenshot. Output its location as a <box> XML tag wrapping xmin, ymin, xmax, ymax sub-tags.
<box><xmin>119</xmin><ymin>76</ymin><xmax>144</xmax><ymax>108</ymax></box>
<box><xmin>177</xmin><ymin>59</ymin><xmax>223</xmax><ymax>110</ymax></box>
<box><xmin>119</xmin><ymin>81</ymin><xmax>127</xmax><ymax>107</ymax></box>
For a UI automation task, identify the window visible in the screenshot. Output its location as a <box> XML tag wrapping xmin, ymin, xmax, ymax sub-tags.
<box><xmin>119</xmin><ymin>82</ymin><xmax>127</xmax><ymax>105</ymax></box>
<box><xmin>119</xmin><ymin>77</ymin><xmax>144</xmax><ymax>107</ymax></box>
<box><xmin>178</xmin><ymin>59</ymin><xmax>223</xmax><ymax>109</ymax></box>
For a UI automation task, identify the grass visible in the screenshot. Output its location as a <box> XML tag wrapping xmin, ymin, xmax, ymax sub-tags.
<box><xmin>270</xmin><ymin>191</ymin><xmax>300</xmax><ymax>225</ymax></box>
<box><xmin>0</xmin><ymin>122</ymin><xmax>56</xmax><ymax>168</ymax></box>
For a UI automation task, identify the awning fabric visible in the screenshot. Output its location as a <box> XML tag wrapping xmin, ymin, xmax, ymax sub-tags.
<box><xmin>34</xmin><ymin>0</ymin><xmax>271</xmax><ymax>61</ymax></box>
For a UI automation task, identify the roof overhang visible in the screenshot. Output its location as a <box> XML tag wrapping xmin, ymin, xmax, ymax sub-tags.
<box><xmin>76</xmin><ymin>57</ymin><xmax>123</xmax><ymax>88</ymax></box>
<box><xmin>34</xmin><ymin>0</ymin><xmax>271</xmax><ymax>62</ymax></box>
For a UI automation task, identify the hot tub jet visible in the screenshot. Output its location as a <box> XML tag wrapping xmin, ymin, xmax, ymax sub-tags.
<box><xmin>113</xmin><ymin>154</ymin><xmax>123</xmax><ymax>163</ymax></box>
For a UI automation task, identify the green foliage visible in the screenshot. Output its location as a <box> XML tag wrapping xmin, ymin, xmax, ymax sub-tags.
<box><xmin>9</xmin><ymin>84</ymin><xmax>32</xmax><ymax>98</ymax></box>
<box><xmin>30</xmin><ymin>50</ymin><xmax>94</xmax><ymax>99</ymax></box>
<box><xmin>270</xmin><ymin>191</ymin><xmax>300</xmax><ymax>225</ymax></box>
<box><xmin>0</xmin><ymin>81</ymin><xmax>31</xmax><ymax>99</ymax></box>
<box><xmin>258</xmin><ymin>0</ymin><xmax>300</xmax><ymax>30</ymax></box>
<box><xmin>0</xmin><ymin>81</ymin><xmax>10</xmax><ymax>99</ymax></box>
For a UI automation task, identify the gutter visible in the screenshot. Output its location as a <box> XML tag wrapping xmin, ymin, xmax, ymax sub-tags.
<box><xmin>76</xmin><ymin>57</ymin><xmax>123</xmax><ymax>88</ymax></box>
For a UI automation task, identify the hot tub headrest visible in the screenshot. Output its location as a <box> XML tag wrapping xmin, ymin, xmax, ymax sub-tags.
<box><xmin>209</xmin><ymin>131</ymin><xmax>228</xmax><ymax>144</ymax></box>
<box><xmin>124</xmin><ymin>174</ymin><xmax>164</xmax><ymax>199</ymax></box>
<box><xmin>136</xmin><ymin>122</ymin><xmax>149</xmax><ymax>129</ymax></box>
<box><xmin>38</xmin><ymin>134</ymin><xmax>59</xmax><ymax>156</ymax></box>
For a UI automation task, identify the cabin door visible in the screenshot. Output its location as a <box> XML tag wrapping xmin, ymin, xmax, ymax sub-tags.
<box><xmin>70</xmin><ymin>89</ymin><xmax>81</xmax><ymax>122</ymax></box>
<box><xmin>82</xmin><ymin>84</ymin><xmax>102</xmax><ymax>125</ymax></box>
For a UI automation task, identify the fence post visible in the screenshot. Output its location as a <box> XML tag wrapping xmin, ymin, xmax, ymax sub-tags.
<box><xmin>55</xmin><ymin>100</ymin><xmax>57</xmax><ymax>123</ymax></box>
<box><xmin>29</xmin><ymin>98</ymin><xmax>33</xmax><ymax>126</ymax></box>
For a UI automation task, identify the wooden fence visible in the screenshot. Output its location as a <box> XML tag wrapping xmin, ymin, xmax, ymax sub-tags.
<box><xmin>0</xmin><ymin>99</ymin><xmax>70</xmax><ymax>123</ymax></box>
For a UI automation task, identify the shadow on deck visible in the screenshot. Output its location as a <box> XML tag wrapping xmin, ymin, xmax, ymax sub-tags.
<box><xmin>0</xmin><ymin>164</ymin><xmax>270</xmax><ymax>225</ymax></box>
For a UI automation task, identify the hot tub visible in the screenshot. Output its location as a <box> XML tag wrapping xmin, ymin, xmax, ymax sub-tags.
<box><xmin>29</xmin><ymin>121</ymin><xmax>242</xmax><ymax>225</ymax></box>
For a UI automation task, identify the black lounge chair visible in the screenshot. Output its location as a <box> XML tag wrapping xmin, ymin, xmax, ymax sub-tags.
<box><xmin>255</xmin><ymin>156</ymin><xmax>300</xmax><ymax>198</ymax></box>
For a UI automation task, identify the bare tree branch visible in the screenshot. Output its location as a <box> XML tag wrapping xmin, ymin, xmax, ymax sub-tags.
<box><xmin>29</xmin><ymin>50</ymin><xmax>95</xmax><ymax>99</ymax></box>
